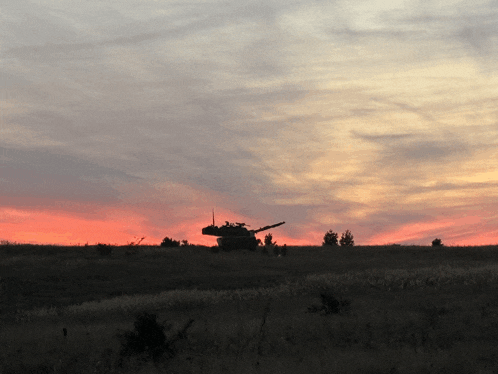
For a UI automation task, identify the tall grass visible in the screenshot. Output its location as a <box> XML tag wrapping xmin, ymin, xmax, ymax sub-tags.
<box><xmin>17</xmin><ymin>263</ymin><xmax>498</xmax><ymax>320</ymax></box>
<box><xmin>304</xmin><ymin>263</ymin><xmax>498</xmax><ymax>291</ymax></box>
<box><xmin>5</xmin><ymin>248</ymin><xmax>498</xmax><ymax>374</ymax></box>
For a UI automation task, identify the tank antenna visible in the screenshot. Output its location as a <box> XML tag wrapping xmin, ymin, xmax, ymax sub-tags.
<box><xmin>212</xmin><ymin>209</ymin><xmax>215</xmax><ymax>226</ymax></box>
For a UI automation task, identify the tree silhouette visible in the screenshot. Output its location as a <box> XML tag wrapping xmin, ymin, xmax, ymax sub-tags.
<box><xmin>264</xmin><ymin>233</ymin><xmax>276</xmax><ymax>246</ymax></box>
<box><xmin>432</xmin><ymin>238</ymin><xmax>443</xmax><ymax>247</ymax></box>
<box><xmin>339</xmin><ymin>230</ymin><xmax>354</xmax><ymax>247</ymax></box>
<box><xmin>322</xmin><ymin>230</ymin><xmax>339</xmax><ymax>246</ymax></box>
<box><xmin>161</xmin><ymin>237</ymin><xmax>180</xmax><ymax>247</ymax></box>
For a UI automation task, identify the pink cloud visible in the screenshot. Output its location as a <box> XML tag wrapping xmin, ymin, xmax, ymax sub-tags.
<box><xmin>366</xmin><ymin>214</ymin><xmax>498</xmax><ymax>246</ymax></box>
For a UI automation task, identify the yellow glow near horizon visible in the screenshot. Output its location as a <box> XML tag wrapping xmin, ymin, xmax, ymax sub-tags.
<box><xmin>453</xmin><ymin>171</ymin><xmax>498</xmax><ymax>184</ymax></box>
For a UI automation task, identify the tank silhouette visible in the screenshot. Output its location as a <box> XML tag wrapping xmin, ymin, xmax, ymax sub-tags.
<box><xmin>202</xmin><ymin>214</ymin><xmax>285</xmax><ymax>251</ymax></box>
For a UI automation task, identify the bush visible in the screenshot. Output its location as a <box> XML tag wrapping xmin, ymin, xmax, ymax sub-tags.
<box><xmin>307</xmin><ymin>291</ymin><xmax>351</xmax><ymax>315</ymax></box>
<box><xmin>180</xmin><ymin>239</ymin><xmax>190</xmax><ymax>247</ymax></box>
<box><xmin>118</xmin><ymin>312</ymin><xmax>194</xmax><ymax>365</ymax></box>
<box><xmin>432</xmin><ymin>238</ymin><xmax>443</xmax><ymax>247</ymax></box>
<box><xmin>161</xmin><ymin>237</ymin><xmax>180</xmax><ymax>247</ymax></box>
<box><xmin>118</xmin><ymin>312</ymin><xmax>170</xmax><ymax>363</ymax></box>
<box><xmin>96</xmin><ymin>243</ymin><xmax>113</xmax><ymax>256</ymax></box>
<box><xmin>264</xmin><ymin>233</ymin><xmax>279</xmax><ymax>256</ymax></box>
<box><xmin>323</xmin><ymin>230</ymin><xmax>339</xmax><ymax>246</ymax></box>
<box><xmin>264</xmin><ymin>233</ymin><xmax>276</xmax><ymax>246</ymax></box>
<box><xmin>339</xmin><ymin>230</ymin><xmax>355</xmax><ymax>247</ymax></box>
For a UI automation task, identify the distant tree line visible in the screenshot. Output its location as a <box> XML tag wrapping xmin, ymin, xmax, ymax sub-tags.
<box><xmin>322</xmin><ymin>229</ymin><xmax>355</xmax><ymax>247</ymax></box>
<box><xmin>90</xmin><ymin>230</ymin><xmax>446</xmax><ymax>255</ymax></box>
<box><xmin>160</xmin><ymin>237</ymin><xmax>191</xmax><ymax>248</ymax></box>
<box><xmin>322</xmin><ymin>229</ymin><xmax>444</xmax><ymax>248</ymax></box>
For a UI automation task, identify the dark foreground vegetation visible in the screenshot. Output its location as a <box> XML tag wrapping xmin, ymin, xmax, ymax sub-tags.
<box><xmin>2</xmin><ymin>243</ymin><xmax>498</xmax><ymax>373</ymax></box>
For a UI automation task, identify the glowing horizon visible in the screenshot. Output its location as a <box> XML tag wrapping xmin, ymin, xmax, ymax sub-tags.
<box><xmin>2</xmin><ymin>200</ymin><xmax>498</xmax><ymax>247</ymax></box>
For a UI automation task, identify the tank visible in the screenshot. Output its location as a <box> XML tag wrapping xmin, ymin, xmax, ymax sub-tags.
<box><xmin>202</xmin><ymin>217</ymin><xmax>285</xmax><ymax>251</ymax></box>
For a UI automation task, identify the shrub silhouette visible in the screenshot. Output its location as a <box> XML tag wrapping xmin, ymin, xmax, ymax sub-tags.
<box><xmin>161</xmin><ymin>237</ymin><xmax>180</xmax><ymax>247</ymax></box>
<box><xmin>118</xmin><ymin>312</ymin><xmax>194</xmax><ymax>365</ymax></box>
<box><xmin>339</xmin><ymin>230</ymin><xmax>355</xmax><ymax>247</ymax></box>
<box><xmin>96</xmin><ymin>243</ymin><xmax>113</xmax><ymax>256</ymax></box>
<box><xmin>264</xmin><ymin>233</ymin><xmax>279</xmax><ymax>256</ymax></box>
<box><xmin>119</xmin><ymin>312</ymin><xmax>169</xmax><ymax>362</ymax></box>
<box><xmin>264</xmin><ymin>233</ymin><xmax>276</xmax><ymax>246</ymax></box>
<box><xmin>308</xmin><ymin>291</ymin><xmax>351</xmax><ymax>315</ymax></box>
<box><xmin>323</xmin><ymin>230</ymin><xmax>339</xmax><ymax>246</ymax></box>
<box><xmin>432</xmin><ymin>238</ymin><xmax>443</xmax><ymax>247</ymax></box>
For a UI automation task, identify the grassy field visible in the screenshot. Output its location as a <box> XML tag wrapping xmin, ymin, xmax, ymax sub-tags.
<box><xmin>2</xmin><ymin>243</ymin><xmax>498</xmax><ymax>373</ymax></box>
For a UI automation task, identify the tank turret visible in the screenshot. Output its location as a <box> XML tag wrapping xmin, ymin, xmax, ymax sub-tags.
<box><xmin>252</xmin><ymin>221</ymin><xmax>286</xmax><ymax>234</ymax></box>
<box><xmin>202</xmin><ymin>217</ymin><xmax>285</xmax><ymax>251</ymax></box>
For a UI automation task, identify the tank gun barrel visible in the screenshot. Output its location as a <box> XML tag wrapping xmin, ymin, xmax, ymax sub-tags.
<box><xmin>252</xmin><ymin>221</ymin><xmax>285</xmax><ymax>233</ymax></box>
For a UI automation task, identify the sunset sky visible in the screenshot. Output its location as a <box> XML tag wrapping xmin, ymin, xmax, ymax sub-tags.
<box><xmin>1</xmin><ymin>0</ymin><xmax>498</xmax><ymax>246</ymax></box>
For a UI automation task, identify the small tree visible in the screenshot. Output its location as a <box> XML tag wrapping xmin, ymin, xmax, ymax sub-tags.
<box><xmin>161</xmin><ymin>237</ymin><xmax>180</xmax><ymax>247</ymax></box>
<box><xmin>339</xmin><ymin>230</ymin><xmax>354</xmax><ymax>247</ymax></box>
<box><xmin>263</xmin><ymin>233</ymin><xmax>277</xmax><ymax>255</ymax></box>
<box><xmin>119</xmin><ymin>312</ymin><xmax>169</xmax><ymax>363</ymax></box>
<box><xmin>118</xmin><ymin>312</ymin><xmax>194</xmax><ymax>365</ymax></box>
<box><xmin>323</xmin><ymin>230</ymin><xmax>339</xmax><ymax>246</ymax></box>
<box><xmin>264</xmin><ymin>233</ymin><xmax>276</xmax><ymax>246</ymax></box>
<box><xmin>432</xmin><ymin>238</ymin><xmax>443</xmax><ymax>247</ymax></box>
<box><xmin>180</xmin><ymin>240</ymin><xmax>190</xmax><ymax>247</ymax></box>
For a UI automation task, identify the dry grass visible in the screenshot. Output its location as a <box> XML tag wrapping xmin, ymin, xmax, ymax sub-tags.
<box><xmin>3</xmin><ymin>244</ymin><xmax>498</xmax><ymax>373</ymax></box>
<box><xmin>15</xmin><ymin>263</ymin><xmax>498</xmax><ymax>320</ymax></box>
